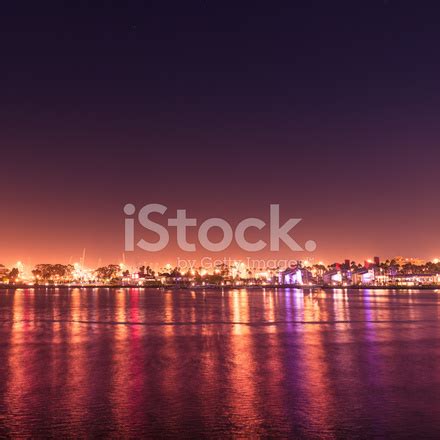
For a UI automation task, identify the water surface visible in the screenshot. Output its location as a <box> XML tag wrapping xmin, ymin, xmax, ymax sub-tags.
<box><xmin>1</xmin><ymin>287</ymin><xmax>440</xmax><ymax>438</ymax></box>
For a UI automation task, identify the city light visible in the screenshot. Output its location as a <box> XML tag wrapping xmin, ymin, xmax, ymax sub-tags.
<box><xmin>2</xmin><ymin>256</ymin><xmax>440</xmax><ymax>288</ymax></box>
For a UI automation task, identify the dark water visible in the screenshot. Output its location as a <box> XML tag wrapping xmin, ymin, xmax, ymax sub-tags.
<box><xmin>1</xmin><ymin>288</ymin><xmax>440</xmax><ymax>439</ymax></box>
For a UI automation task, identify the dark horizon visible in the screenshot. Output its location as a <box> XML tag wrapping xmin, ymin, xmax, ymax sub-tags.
<box><xmin>2</xmin><ymin>1</ymin><xmax>440</xmax><ymax>266</ymax></box>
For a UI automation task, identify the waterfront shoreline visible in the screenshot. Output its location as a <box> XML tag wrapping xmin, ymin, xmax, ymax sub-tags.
<box><xmin>1</xmin><ymin>284</ymin><xmax>440</xmax><ymax>291</ymax></box>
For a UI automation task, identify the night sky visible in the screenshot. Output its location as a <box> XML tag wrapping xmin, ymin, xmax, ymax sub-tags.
<box><xmin>2</xmin><ymin>1</ymin><xmax>440</xmax><ymax>267</ymax></box>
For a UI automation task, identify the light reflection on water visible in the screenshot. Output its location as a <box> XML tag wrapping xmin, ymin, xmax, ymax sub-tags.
<box><xmin>1</xmin><ymin>288</ymin><xmax>440</xmax><ymax>438</ymax></box>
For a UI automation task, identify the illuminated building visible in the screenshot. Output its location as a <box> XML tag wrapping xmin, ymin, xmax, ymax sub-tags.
<box><xmin>323</xmin><ymin>270</ymin><xmax>342</xmax><ymax>285</ymax></box>
<box><xmin>390</xmin><ymin>273</ymin><xmax>440</xmax><ymax>286</ymax></box>
<box><xmin>351</xmin><ymin>268</ymin><xmax>375</xmax><ymax>285</ymax></box>
<box><xmin>393</xmin><ymin>256</ymin><xmax>425</xmax><ymax>266</ymax></box>
<box><xmin>279</xmin><ymin>267</ymin><xmax>304</xmax><ymax>285</ymax></box>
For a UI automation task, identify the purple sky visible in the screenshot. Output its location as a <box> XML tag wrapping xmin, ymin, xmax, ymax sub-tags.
<box><xmin>1</xmin><ymin>1</ymin><xmax>440</xmax><ymax>267</ymax></box>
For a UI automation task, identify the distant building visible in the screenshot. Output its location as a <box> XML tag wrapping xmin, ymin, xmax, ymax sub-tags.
<box><xmin>352</xmin><ymin>268</ymin><xmax>375</xmax><ymax>285</ymax></box>
<box><xmin>0</xmin><ymin>265</ymin><xmax>8</xmax><ymax>278</ymax></box>
<box><xmin>279</xmin><ymin>267</ymin><xmax>303</xmax><ymax>285</ymax></box>
<box><xmin>374</xmin><ymin>256</ymin><xmax>380</xmax><ymax>266</ymax></box>
<box><xmin>142</xmin><ymin>275</ymin><xmax>159</xmax><ymax>285</ymax></box>
<box><xmin>323</xmin><ymin>270</ymin><xmax>342</xmax><ymax>285</ymax></box>
<box><xmin>393</xmin><ymin>256</ymin><xmax>425</xmax><ymax>266</ymax></box>
<box><xmin>390</xmin><ymin>274</ymin><xmax>440</xmax><ymax>286</ymax></box>
<box><xmin>279</xmin><ymin>266</ymin><xmax>313</xmax><ymax>285</ymax></box>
